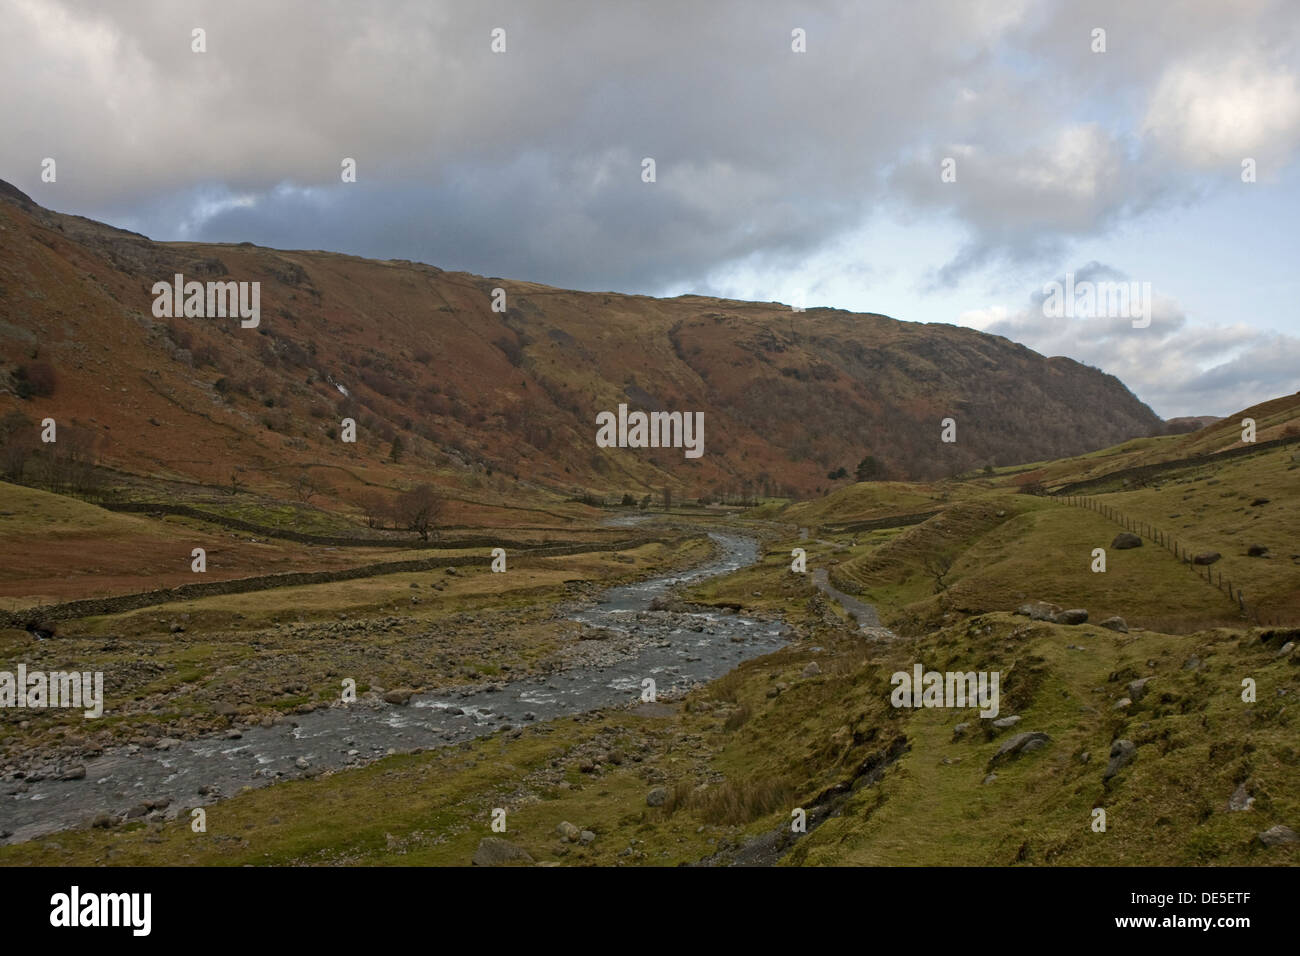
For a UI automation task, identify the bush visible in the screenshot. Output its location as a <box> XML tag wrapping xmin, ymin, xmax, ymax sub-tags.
<box><xmin>14</xmin><ymin>360</ymin><xmax>56</xmax><ymax>399</ymax></box>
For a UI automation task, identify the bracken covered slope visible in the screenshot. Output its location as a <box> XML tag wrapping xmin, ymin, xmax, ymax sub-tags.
<box><xmin>0</xmin><ymin>179</ymin><xmax>1162</xmax><ymax>499</ymax></box>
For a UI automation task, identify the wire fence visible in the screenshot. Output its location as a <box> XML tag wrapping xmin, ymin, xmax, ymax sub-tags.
<box><xmin>1056</xmin><ymin>495</ymin><xmax>1274</xmax><ymax>626</ymax></box>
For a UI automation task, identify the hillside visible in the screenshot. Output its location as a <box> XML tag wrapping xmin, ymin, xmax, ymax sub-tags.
<box><xmin>0</xmin><ymin>179</ymin><xmax>1162</xmax><ymax>507</ymax></box>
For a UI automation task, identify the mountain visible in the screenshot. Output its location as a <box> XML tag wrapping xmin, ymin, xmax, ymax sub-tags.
<box><xmin>0</xmin><ymin>180</ymin><xmax>1162</xmax><ymax>501</ymax></box>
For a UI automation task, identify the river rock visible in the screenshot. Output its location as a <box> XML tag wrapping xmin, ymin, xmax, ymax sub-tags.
<box><xmin>384</xmin><ymin>689</ymin><xmax>413</xmax><ymax>705</ymax></box>
<box><xmin>472</xmin><ymin>837</ymin><xmax>534</xmax><ymax>866</ymax></box>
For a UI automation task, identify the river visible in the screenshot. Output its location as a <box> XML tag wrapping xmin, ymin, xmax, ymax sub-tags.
<box><xmin>0</xmin><ymin>532</ymin><xmax>786</xmax><ymax>844</ymax></box>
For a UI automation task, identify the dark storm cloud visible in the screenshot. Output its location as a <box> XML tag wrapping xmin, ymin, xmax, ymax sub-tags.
<box><xmin>2</xmin><ymin>0</ymin><xmax>1297</xmax><ymax>294</ymax></box>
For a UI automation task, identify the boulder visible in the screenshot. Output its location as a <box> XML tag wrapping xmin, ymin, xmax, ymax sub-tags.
<box><xmin>1127</xmin><ymin>677</ymin><xmax>1154</xmax><ymax>702</ymax></box>
<box><xmin>802</xmin><ymin>662</ymin><xmax>821</xmax><ymax>678</ymax></box>
<box><xmin>1247</xmin><ymin>544</ymin><xmax>1269</xmax><ymax>557</ymax></box>
<box><xmin>472</xmin><ymin>837</ymin><xmax>535</xmax><ymax>866</ymax></box>
<box><xmin>1257</xmin><ymin>825</ymin><xmax>1298</xmax><ymax>847</ymax></box>
<box><xmin>1016</xmin><ymin>601</ymin><xmax>1062</xmax><ymax>622</ymax></box>
<box><xmin>1112</xmin><ymin>533</ymin><xmax>1142</xmax><ymax>550</ymax></box>
<box><xmin>1103</xmin><ymin>739</ymin><xmax>1136</xmax><ymax>780</ymax></box>
<box><xmin>989</xmin><ymin>731</ymin><xmax>1051</xmax><ymax>766</ymax></box>
<box><xmin>1054</xmin><ymin>609</ymin><xmax>1088</xmax><ymax>626</ymax></box>
<box><xmin>646</xmin><ymin>786</ymin><xmax>668</xmax><ymax>807</ymax></box>
<box><xmin>1193</xmin><ymin>552</ymin><xmax>1221</xmax><ymax>566</ymax></box>
<box><xmin>1227</xmin><ymin>783</ymin><xmax>1254</xmax><ymax>812</ymax></box>
<box><xmin>556</xmin><ymin>821</ymin><xmax>581</xmax><ymax>842</ymax></box>
<box><xmin>1099</xmin><ymin>616</ymin><xmax>1128</xmax><ymax>633</ymax></box>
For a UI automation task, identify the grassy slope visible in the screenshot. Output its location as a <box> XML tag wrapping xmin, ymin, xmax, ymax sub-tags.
<box><xmin>2</xmin><ymin>433</ymin><xmax>1296</xmax><ymax>867</ymax></box>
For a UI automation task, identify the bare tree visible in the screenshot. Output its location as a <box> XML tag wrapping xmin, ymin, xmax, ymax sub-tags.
<box><xmin>395</xmin><ymin>484</ymin><xmax>445</xmax><ymax>542</ymax></box>
<box><xmin>359</xmin><ymin>490</ymin><xmax>389</xmax><ymax>529</ymax></box>
<box><xmin>293</xmin><ymin>468</ymin><xmax>329</xmax><ymax>503</ymax></box>
<box><xmin>922</xmin><ymin>553</ymin><xmax>955</xmax><ymax>594</ymax></box>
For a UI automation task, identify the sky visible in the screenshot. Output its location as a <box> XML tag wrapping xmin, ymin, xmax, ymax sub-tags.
<box><xmin>2</xmin><ymin>0</ymin><xmax>1298</xmax><ymax>418</ymax></box>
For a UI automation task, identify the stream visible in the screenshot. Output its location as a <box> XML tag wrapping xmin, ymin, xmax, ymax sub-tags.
<box><xmin>1</xmin><ymin>532</ymin><xmax>786</xmax><ymax>844</ymax></box>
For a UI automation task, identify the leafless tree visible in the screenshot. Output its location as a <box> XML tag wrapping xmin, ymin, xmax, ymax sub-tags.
<box><xmin>395</xmin><ymin>484</ymin><xmax>445</xmax><ymax>542</ymax></box>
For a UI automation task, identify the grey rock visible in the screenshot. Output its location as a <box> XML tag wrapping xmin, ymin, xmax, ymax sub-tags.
<box><xmin>295</xmin><ymin>757</ymin><xmax>310</xmax><ymax>770</ymax></box>
<box><xmin>802</xmin><ymin>662</ymin><xmax>821</xmax><ymax>678</ymax></box>
<box><xmin>383</xmin><ymin>689</ymin><xmax>413</xmax><ymax>705</ymax></box>
<box><xmin>556</xmin><ymin>821</ymin><xmax>581</xmax><ymax>842</ymax></box>
<box><xmin>1103</xmin><ymin>739</ymin><xmax>1136</xmax><ymax>780</ymax></box>
<box><xmin>952</xmin><ymin>722</ymin><xmax>971</xmax><ymax>740</ymax></box>
<box><xmin>1099</xmin><ymin>616</ymin><xmax>1128</xmax><ymax>633</ymax></box>
<box><xmin>1055</xmin><ymin>608</ymin><xmax>1089</xmax><ymax>625</ymax></box>
<box><xmin>472</xmin><ymin>837</ymin><xmax>534</xmax><ymax>866</ymax></box>
<box><xmin>1127</xmin><ymin>677</ymin><xmax>1154</xmax><ymax>701</ymax></box>
<box><xmin>60</xmin><ymin>765</ymin><xmax>86</xmax><ymax>781</ymax></box>
<box><xmin>1257</xmin><ymin>825</ymin><xmax>1298</xmax><ymax>847</ymax></box>
<box><xmin>1016</xmin><ymin>601</ymin><xmax>1062</xmax><ymax>622</ymax></box>
<box><xmin>1112</xmin><ymin>532</ymin><xmax>1142</xmax><ymax>550</ymax></box>
<box><xmin>646</xmin><ymin>786</ymin><xmax>668</xmax><ymax>807</ymax></box>
<box><xmin>990</xmin><ymin>731</ymin><xmax>1051</xmax><ymax>766</ymax></box>
<box><xmin>982</xmin><ymin>773</ymin><xmax>997</xmax><ymax>785</ymax></box>
<box><xmin>579</xmin><ymin>830</ymin><xmax>596</xmax><ymax>845</ymax></box>
<box><xmin>1193</xmin><ymin>551</ymin><xmax>1221</xmax><ymax>566</ymax></box>
<box><xmin>991</xmin><ymin>715</ymin><xmax>1021</xmax><ymax>729</ymax></box>
<box><xmin>1228</xmin><ymin>783</ymin><xmax>1255</xmax><ymax>812</ymax></box>
<box><xmin>1247</xmin><ymin>544</ymin><xmax>1269</xmax><ymax>557</ymax></box>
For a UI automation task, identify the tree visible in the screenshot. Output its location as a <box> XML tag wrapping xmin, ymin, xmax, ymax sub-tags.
<box><xmin>855</xmin><ymin>455</ymin><xmax>884</xmax><ymax>482</ymax></box>
<box><xmin>922</xmin><ymin>553</ymin><xmax>955</xmax><ymax>593</ymax></box>
<box><xmin>827</xmin><ymin>467</ymin><xmax>848</xmax><ymax>480</ymax></box>
<box><xmin>359</xmin><ymin>490</ymin><xmax>389</xmax><ymax>529</ymax></box>
<box><xmin>293</xmin><ymin>469</ymin><xmax>322</xmax><ymax>503</ymax></box>
<box><xmin>389</xmin><ymin>435</ymin><xmax>404</xmax><ymax>463</ymax></box>
<box><xmin>395</xmin><ymin>484</ymin><xmax>444</xmax><ymax>542</ymax></box>
<box><xmin>620</xmin><ymin>493</ymin><xmax>636</xmax><ymax>507</ymax></box>
<box><xmin>662</xmin><ymin>486</ymin><xmax>672</xmax><ymax>511</ymax></box>
<box><xmin>0</xmin><ymin>409</ymin><xmax>33</xmax><ymax>480</ymax></box>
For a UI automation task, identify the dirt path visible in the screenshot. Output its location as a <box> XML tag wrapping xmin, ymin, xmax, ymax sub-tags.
<box><xmin>811</xmin><ymin>568</ymin><xmax>890</xmax><ymax>633</ymax></box>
